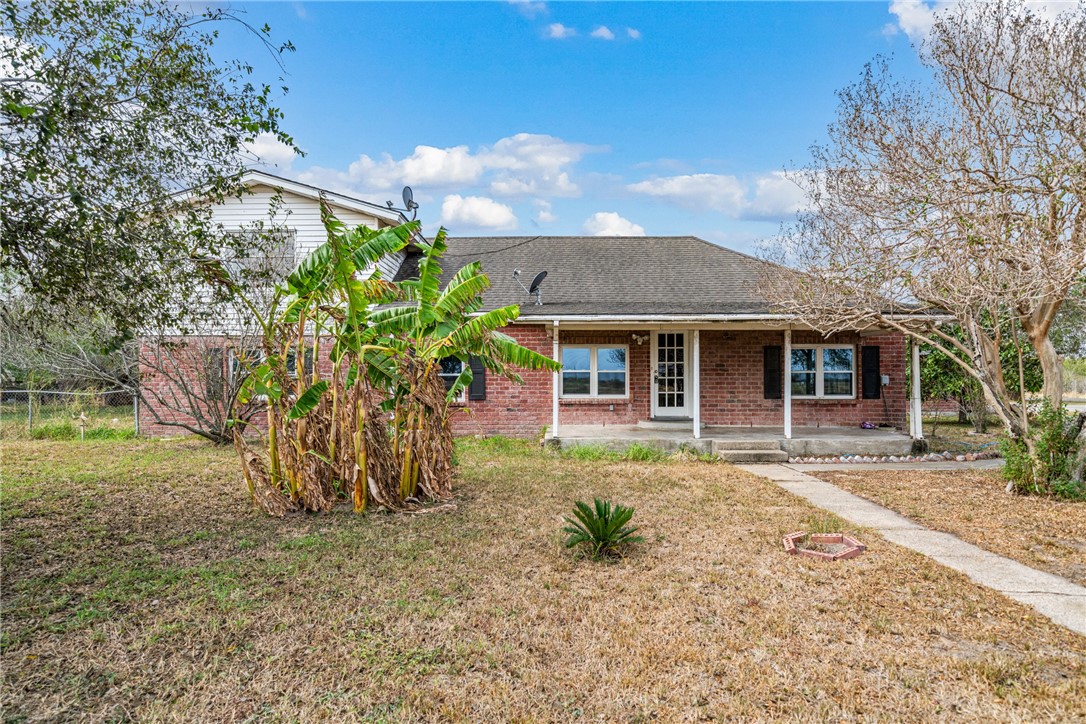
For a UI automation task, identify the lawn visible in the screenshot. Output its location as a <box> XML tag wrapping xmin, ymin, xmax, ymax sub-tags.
<box><xmin>1</xmin><ymin>399</ymin><xmax>136</xmax><ymax>441</ymax></box>
<box><xmin>2</xmin><ymin>438</ymin><xmax>1085</xmax><ymax>721</ymax></box>
<box><xmin>819</xmin><ymin>468</ymin><xmax>1086</xmax><ymax>587</ymax></box>
<box><xmin>920</xmin><ymin>417</ymin><xmax>1003</xmax><ymax>455</ymax></box>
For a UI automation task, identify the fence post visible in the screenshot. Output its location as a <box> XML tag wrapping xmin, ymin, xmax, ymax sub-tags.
<box><xmin>27</xmin><ymin>391</ymin><xmax>33</xmax><ymax>431</ymax></box>
<box><xmin>133</xmin><ymin>393</ymin><xmax>140</xmax><ymax>436</ymax></box>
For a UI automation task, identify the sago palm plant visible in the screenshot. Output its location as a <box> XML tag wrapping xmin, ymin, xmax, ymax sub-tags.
<box><xmin>562</xmin><ymin>498</ymin><xmax>644</xmax><ymax>559</ymax></box>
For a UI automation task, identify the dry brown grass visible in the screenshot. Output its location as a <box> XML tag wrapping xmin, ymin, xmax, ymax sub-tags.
<box><xmin>2</xmin><ymin>437</ymin><xmax>1085</xmax><ymax>722</ymax></box>
<box><xmin>820</xmin><ymin>468</ymin><xmax>1086</xmax><ymax>587</ymax></box>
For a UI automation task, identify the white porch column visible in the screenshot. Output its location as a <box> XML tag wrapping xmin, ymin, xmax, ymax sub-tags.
<box><xmin>783</xmin><ymin>328</ymin><xmax>792</xmax><ymax>440</ymax></box>
<box><xmin>911</xmin><ymin>340</ymin><xmax>923</xmax><ymax>439</ymax></box>
<box><xmin>692</xmin><ymin>329</ymin><xmax>701</xmax><ymax>439</ymax></box>
<box><xmin>552</xmin><ymin>320</ymin><xmax>560</xmax><ymax>440</ymax></box>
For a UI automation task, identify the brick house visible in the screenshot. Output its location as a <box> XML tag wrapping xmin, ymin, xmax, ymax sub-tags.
<box><xmin>140</xmin><ymin>172</ymin><xmax>925</xmax><ymax>448</ymax></box>
<box><xmin>392</xmin><ymin>236</ymin><xmax>916</xmax><ymax>444</ymax></box>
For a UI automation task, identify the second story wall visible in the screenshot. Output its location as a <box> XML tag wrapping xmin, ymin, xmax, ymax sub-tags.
<box><xmin>211</xmin><ymin>182</ymin><xmax>405</xmax><ymax>280</ymax></box>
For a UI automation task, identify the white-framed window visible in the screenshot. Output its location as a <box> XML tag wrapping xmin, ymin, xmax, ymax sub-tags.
<box><xmin>284</xmin><ymin>347</ymin><xmax>315</xmax><ymax>380</ymax></box>
<box><xmin>790</xmin><ymin>345</ymin><xmax>855</xmax><ymax>399</ymax></box>
<box><xmin>438</xmin><ymin>357</ymin><xmax>466</xmax><ymax>402</ymax></box>
<box><xmin>225</xmin><ymin>227</ymin><xmax>298</xmax><ymax>280</ymax></box>
<box><xmin>560</xmin><ymin>345</ymin><xmax>629</xmax><ymax>398</ymax></box>
<box><xmin>229</xmin><ymin>347</ymin><xmax>264</xmax><ymax>386</ymax></box>
<box><xmin>203</xmin><ymin>347</ymin><xmax>226</xmax><ymax>402</ymax></box>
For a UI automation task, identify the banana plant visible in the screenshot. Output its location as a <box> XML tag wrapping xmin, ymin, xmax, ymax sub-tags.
<box><xmin>234</xmin><ymin>203</ymin><xmax>415</xmax><ymax>512</ymax></box>
<box><xmin>225</xmin><ymin>203</ymin><xmax>557</xmax><ymax>515</ymax></box>
<box><xmin>368</xmin><ymin>227</ymin><xmax>560</xmax><ymax>500</ymax></box>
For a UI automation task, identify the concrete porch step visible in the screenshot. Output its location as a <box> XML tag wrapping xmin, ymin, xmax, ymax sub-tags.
<box><xmin>636</xmin><ymin>419</ymin><xmax>701</xmax><ymax>431</ymax></box>
<box><xmin>715</xmin><ymin>449</ymin><xmax>790</xmax><ymax>463</ymax></box>
<box><xmin>710</xmin><ymin>439</ymin><xmax>783</xmax><ymax>452</ymax></box>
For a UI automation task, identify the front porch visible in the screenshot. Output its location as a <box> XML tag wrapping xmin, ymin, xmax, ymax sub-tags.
<box><xmin>543</xmin><ymin>324</ymin><xmax>924</xmax><ymax>446</ymax></box>
<box><xmin>549</xmin><ymin>421</ymin><xmax>915</xmax><ymax>461</ymax></box>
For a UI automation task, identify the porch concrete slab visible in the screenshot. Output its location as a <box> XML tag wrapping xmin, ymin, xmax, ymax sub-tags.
<box><xmin>738</xmin><ymin>463</ymin><xmax>1086</xmax><ymax>637</ymax></box>
<box><xmin>552</xmin><ymin>425</ymin><xmax>914</xmax><ymax>457</ymax></box>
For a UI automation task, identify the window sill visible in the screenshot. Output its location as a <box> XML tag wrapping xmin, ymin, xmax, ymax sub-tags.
<box><xmin>792</xmin><ymin>397</ymin><xmax>857</xmax><ymax>402</ymax></box>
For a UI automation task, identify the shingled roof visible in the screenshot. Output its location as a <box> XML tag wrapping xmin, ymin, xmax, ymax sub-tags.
<box><xmin>391</xmin><ymin>236</ymin><xmax>779</xmax><ymax>317</ymax></box>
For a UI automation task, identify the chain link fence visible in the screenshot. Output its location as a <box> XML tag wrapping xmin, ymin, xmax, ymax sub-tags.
<box><xmin>1</xmin><ymin>389</ymin><xmax>139</xmax><ymax>440</ymax></box>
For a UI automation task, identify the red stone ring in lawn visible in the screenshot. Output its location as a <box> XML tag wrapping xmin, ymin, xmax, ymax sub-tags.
<box><xmin>782</xmin><ymin>532</ymin><xmax>866</xmax><ymax>561</ymax></box>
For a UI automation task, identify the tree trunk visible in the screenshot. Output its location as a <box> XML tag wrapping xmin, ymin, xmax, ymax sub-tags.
<box><xmin>1020</xmin><ymin>300</ymin><xmax>1064</xmax><ymax>410</ymax></box>
<box><xmin>962</xmin><ymin>320</ymin><xmax>1022</xmax><ymax>437</ymax></box>
<box><xmin>1034</xmin><ymin>334</ymin><xmax>1064</xmax><ymax>409</ymax></box>
<box><xmin>1071</xmin><ymin>412</ymin><xmax>1086</xmax><ymax>485</ymax></box>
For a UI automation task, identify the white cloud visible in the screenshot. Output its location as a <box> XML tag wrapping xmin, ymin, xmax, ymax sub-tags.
<box><xmin>440</xmin><ymin>194</ymin><xmax>518</xmax><ymax>231</ymax></box>
<box><xmin>246</xmin><ymin>132</ymin><xmax>297</xmax><ymax>171</ymax></box>
<box><xmin>349</xmin><ymin>144</ymin><xmax>484</xmax><ymax>188</ymax></box>
<box><xmin>888</xmin><ymin>0</ymin><xmax>941</xmax><ymax>42</ymax></box>
<box><xmin>627</xmin><ymin>171</ymin><xmax>808</xmax><ymax>220</ymax></box>
<box><xmin>746</xmin><ymin>172</ymin><xmax>808</xmax><ymax>220</ymax></box>
<box><xmin>628</xmin><ymin>173</ymin><xmax>747</xmax><ymax>216</ymax></box>
<box><xmin>583</xmin><ymin>211</ymin><xmax>645</xmax><ymax>236</ymax></box>
<box><xmin>626</xmin><ymin>27</ymin><xmax>642</xmax><ymax>39</ymax></box>
<box><xmin>591</xmin><ymin>25</ymin><xmax>615</xmax><ymax>40</ymax></box>
<box><xmin>547</xmin><ymin>23</ymin><xmax>577</xmax><ymax>39</ymax></box>
<box><xmin>295</xmin><ymin>132</ymin><xmax>600</xmax><ymax>201</ymax></box>
<box><xmin>508</xmin><ymin>0</ymin><xmax>547</xmax><ymax>18</ymax></box>
<box><xmin>533</xmin><ymin>199</ymin><xmax>557</xmax><ymax>223</ymax></box>
<box><xmin>887</xmin><ymin>1</ymin><xmax>1078</xmax><ymax>43</ymax></box>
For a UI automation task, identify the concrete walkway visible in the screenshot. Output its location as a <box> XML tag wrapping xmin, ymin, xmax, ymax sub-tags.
<box><xmin>738</xmin><ymin>463</ymin><xmax>1086</xmax><ymax>637</ymax></box>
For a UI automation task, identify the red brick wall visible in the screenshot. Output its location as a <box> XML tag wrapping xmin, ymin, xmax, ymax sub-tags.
<box><xmin>138</xmin><ymin>337</ymin><xmax>226</xmax><ymax>437</ymax></box>
<box><xmin>698</xmin><ymin>330</ymin><xmax>907</xmax><ymax>429</ymax></box>
<box><xmin>448</xmin><ymin>324</ymin><xmax>554</xmax><ymax>437</ymax></box>
<box><xmin>140</xmin><ymin>326</ymin><xmax>909</xmax><ymax>438</ymax></box>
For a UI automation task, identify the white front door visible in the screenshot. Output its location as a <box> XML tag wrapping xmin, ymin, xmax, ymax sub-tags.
<box><xmin>653</xmin><ymin>331</ymin><xmax>690</xmax><ymax>418</ymax></box>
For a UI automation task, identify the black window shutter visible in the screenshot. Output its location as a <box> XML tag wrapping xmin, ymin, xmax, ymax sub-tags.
<box><xmin>861</xmin><ymin>346</ymin><xmax>881</xmax><ymax>399</ymax></box>
<box><xmin>764</xmin><ymin>345</ymin><xmax>782</xmax><ymax>400</ymax></box>
<box><xmin>468</xmin><ymin>356</ymin><xmax>486</xmax><ymax>401</ymax></box>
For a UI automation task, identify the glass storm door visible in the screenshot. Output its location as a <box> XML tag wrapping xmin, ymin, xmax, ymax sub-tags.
<box><xmin>654</xmin><ymin>331</ymin><xmax>689</xmax><ymax>417</ymax></box>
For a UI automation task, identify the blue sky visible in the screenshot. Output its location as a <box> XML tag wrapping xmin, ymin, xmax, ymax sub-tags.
<box><xmin>225</xmin><ymin>1</ymin><xmax>938</xmax><ymax>251</ymax></box>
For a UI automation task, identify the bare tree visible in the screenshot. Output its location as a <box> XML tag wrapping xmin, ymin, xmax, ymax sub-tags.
<box><xmin>1</xmin><ymin>220</ymin><xmax>294</xmax><ymax>443</ymax></box>
<box><xmin>765</xmin><ymin>0</ymin><xmax>1086</xmax><ymax>448</ymax></box>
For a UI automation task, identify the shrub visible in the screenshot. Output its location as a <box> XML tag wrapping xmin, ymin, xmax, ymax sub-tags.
<box><xmin>562</xmin><ymin>498</ymin><xmax>644</xmax><ymax>559</ymax></box>
<box><xmin>1000</xmin><ymin>400</ymin><xmax>1085</xmax><ymax>499</ymax></box>
<box><xmin>622</xmin><ymin>443</ymin><xmax>667</xmax><ymax>462</ymax></box>
<box><xmin>565</xmin><ymin>444</ymin><xmax>618</xmax><ymax>462</ymax></box>
<box><xmin>804</xmin><ymin>512</ymin><xmax>847</xmax><ymax>534</ymax></box>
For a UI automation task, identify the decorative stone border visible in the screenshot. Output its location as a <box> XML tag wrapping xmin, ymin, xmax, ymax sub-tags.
<box><xmin>782</xmin><ymin>531</ymin><xmax>867</xmax><ymax>561</ymax></box>
<box><xmin>787</xmin><ymin>450</ymin><xmax>1000</xmax><ymax>464</ymax></box>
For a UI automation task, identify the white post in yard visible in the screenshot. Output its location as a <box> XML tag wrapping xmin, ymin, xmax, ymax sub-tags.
<box><xmin>911</xmin><ymin>340</ymin><xmax>923</xmax><ymax>439</ymax></box>
<box><xmin>692</xmin><ymin>329</ymin><xmax>701</xmax><ymax>439</ymax></box>
<box><xmin>783</xmin><ymin>328</ymin><xmax>792</xmax><ymax>440</ymax></box>
<box><xmin>552</xmin><ymin>320</ymin><xmax>560</xmax><ymax>440</ymax></box>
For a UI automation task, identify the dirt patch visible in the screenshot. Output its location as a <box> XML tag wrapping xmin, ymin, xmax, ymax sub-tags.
<box><xmin>2</xmin><ymin>438</ymin><xmax>1085</xmax><ymax>721</ymax></box>
<box><xmin>820</xmin><ymin>468</ymin><xmax>1086</xmax><ymax>586</ymax></box>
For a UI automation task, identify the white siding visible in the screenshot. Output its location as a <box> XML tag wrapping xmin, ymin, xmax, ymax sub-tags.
<box><xmin>209</xmin><ymin>184</ymin><xmax>406</xmax><ymax>278</ymax></box>
<box><xmin>170</xmin><ymin>184</ymin><xmax>407</xmax><ymax>336</ymax></box>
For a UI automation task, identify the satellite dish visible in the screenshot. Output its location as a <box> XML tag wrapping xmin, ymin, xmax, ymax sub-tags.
<box><xmin>528</xmin><ymin>270</ymin><xmax>548</xmax><ymax>294</ymax></box>
<box><xmin>512</xmin><ymin>269</ymin><xmax>548</xmax><ymax>305</ymax></box>
<box><xmin>387</xmin><ymin>186</ymin><xmax>419</xmax><ymax>219</ymax></box>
